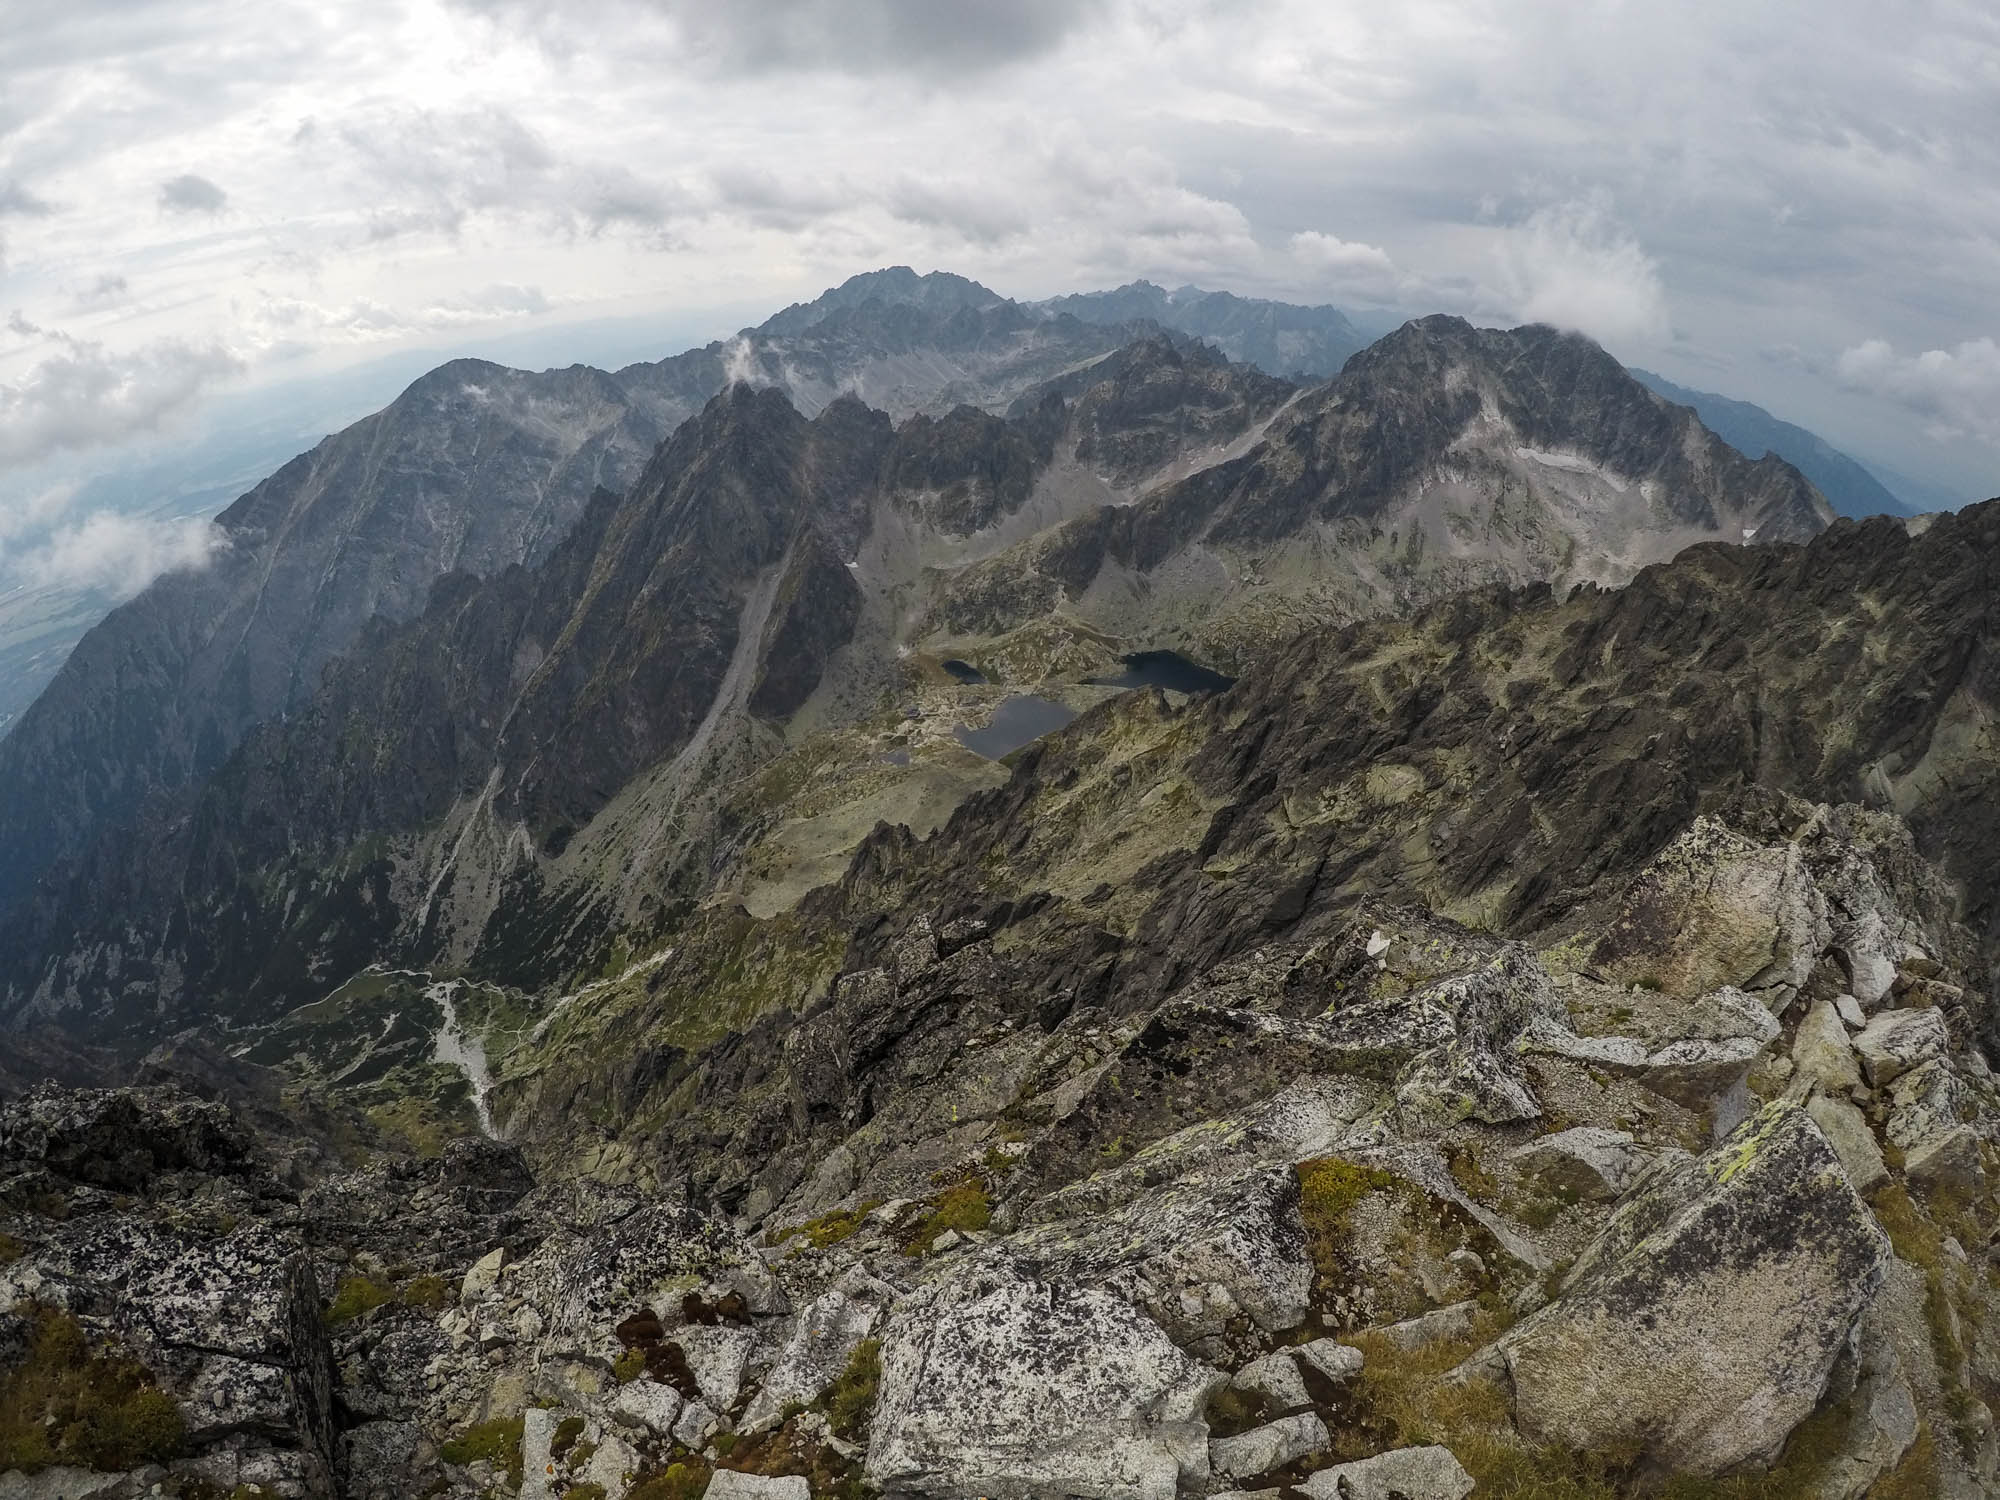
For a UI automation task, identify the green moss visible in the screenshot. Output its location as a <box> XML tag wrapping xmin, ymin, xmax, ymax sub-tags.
<box><xmin>439</xmin><ymin>1415</ymin><xmax>525</xmax><ymax>1487</ymax></box>
<box><xmin>823</xmin><ymin>1338</ymin><xmax>881</xmax><ymax>1440</ymax></box>
<box><xmin>0</xmin><ymin>1231</ymin><xmax>26</xmax><ymax>1263</ymax></box>
<box><xmin>900</xmin><ymin>1179</ymin><xmax>991</xmax><ymax>1255</ymax></box>
<box><xmin>326</xmin><ymin>1274</ymin><xmax>395</xmax><ymax>1326</ymax></box>
<box><xmin>712</xmin><ymin>1431</ymin><xmax>739</xmax><ymax>1458</ymax></box>
<box><xmin>612</xmin><ymin>1347</ymin><xmax>647</xmax><ymax>1384</ymax></box>
<box><xmin>561</xmin><ymin>1486</ymin><xmax>606</xmax><ymax>1500</ymax></box>
<box><xmin>550</xmin><ymin>1416</ymin><xmax>586</xmax><ymax>1459</ymax></box>
<box><xmin>1295</xmin><ymin>1156</ymin><xmax>1398</xmax><ymax>1297</ymax></box>
<box><xmin>624</xmin><ymin>1461</ymin><xmax>711</xmax><ymax>1500</ymax></box>
<box><xmin>400</xmin><ymin>1274</ymin><xmax>454</xmax><ymax>1311</ymax></box>
<box><xmin>770</xmin><ymin>1200</ymin><xmax>884</xmax><ymax>1251</ymax></box>
<box><xmin>0</xmin><ymin>1306</ymin><xmax>185</xmax><ymax>1474</ymax></box>
<box><xmin>1342</xmin><ymin>1309</ymin><xmax>1851</xmax><ymax>1500</ymax></box>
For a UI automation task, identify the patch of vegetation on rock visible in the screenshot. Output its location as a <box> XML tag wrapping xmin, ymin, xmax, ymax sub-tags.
<box><xmin>624</xmin><ymin>1459</ymin><xmax>711</xmax><ymax>1500</ymax></box>
<box><xmin>769</xmin><ymin>1200</ymin><xmax>884</xmax><ymax>1251</ymax></box>
<box><xmin>824</xmin><ymin>1337</ymin><xmax>882</xmax><ymax>1439</ymax></box>
<box><xmin>325</xmin><ymin>1273</ymin><xmax>395</xmax><ymax>1325</ymax></box>
<box><xmin>899</xmin><ymin>1175</ymin><xmax>991</xmax><ymax>1254</ymax></box>
<box><xmin>1337</xmin><ymin>1309</ymin><xmax>1863</xmax><ymax>1499</ymax></box>
<box><xmin>0</xmin><ymin>1305</ymin><xmax>184</xmax><ymax>1473</ymax></box>
<box><xmin>438</xmin><ymin>1414</ymin><xmax>525</xmax><ymax>1487</ymax></box>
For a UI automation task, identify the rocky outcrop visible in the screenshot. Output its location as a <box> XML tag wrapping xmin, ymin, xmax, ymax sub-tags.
<box><xmin>1483</xmin><ymin>1100</ymin><xmax>1889</xmax><ymax>1476</ymax></box>
<box><xmin>866</xmin><ymin>1275</ymin><xmax>1218</xmax><ymax>1499</ymax></box>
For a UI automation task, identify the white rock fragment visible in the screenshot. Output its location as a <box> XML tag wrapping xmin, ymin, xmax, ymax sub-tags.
<box><xmin>1805</xmin><ymin>1092</ymin><xmax>1888</xmax><ymax>1195</ymax></box>
<box><xmin>1853</xmin><ymin>1008</ymin><xmax>1948</xmax><ymax>1089</ymax></box>
<box><xmin>1293</xmin><ymin>1339</ymin><xmax>1364</xmax><ymax>1384</ymax></box>
<box><xmin>704</xmin><ymin>1474</ymin><xmax>811</xmax><ymax>1500</ymax></box>
<box><xmin>1299</xmin><ymin>1445</ymin><xmax>1476</xmax><ymax>1499</ymax></box>
<box><xmin>1231</xmin><ymin>1351</ymin><xmax>1309</xmax><ymax>1410</ymax></box>
<box><xmin>1210</xmin><ymin>1413</ymin><xmax>1330</xmax><ymax>1480</ymax></box>
<box><xmin>609</xmin><ymin>1379</ymin><xmax>683</xmax><ymax>1436</ymax></box>
<box><xmin>460</xmin><ymin>1246</ymin><xmax>506</xmax><ymax>1304</ymax></box>
<box><xmin>1508</xmin><ymin>1126</ymin><xmax>1644</xmax><ymax>1201</ymax></box>
<box><xmin>1792</xmin><ymin>1001</ymin><xmax>1861</xmax><ymax>1093</ymax></box>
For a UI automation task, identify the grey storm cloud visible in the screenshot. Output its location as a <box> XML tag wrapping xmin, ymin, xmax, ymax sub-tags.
<box><xmin>158</xmin><ymin>173</ymin><xmax>227</xmax><ymax>215</ymax></box>
<box><xmin>0</xmin><ymin>182</ymin><xmax>54</xmax><ymax>218</ymax></box>
<box><xmin>0</xmin><ymin>335</ymin><xmax>243</xmax><ymax>468</ymax></box>
<box><xmin>658</xmin><ymin>0</ymin><xmax>1107</xmax><ymax>75</ymax></box>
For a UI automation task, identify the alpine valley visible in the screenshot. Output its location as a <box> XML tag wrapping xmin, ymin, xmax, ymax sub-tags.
<box><xmin>2</xmin><ymin>270</ymin><xmax>1996</xmax><ymax>1500</ymax></box>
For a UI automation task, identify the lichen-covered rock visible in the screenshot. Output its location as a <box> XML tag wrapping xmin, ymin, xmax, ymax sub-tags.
<box><xmin>1297</xmin><ymin>1445</ymin><xmax>1474</xmax><ymax>1500</ymax></box>
<box><xmin>706</xmin><ymin>1474</ymin><xmax>811</xmax><ymax>1500</ymax></box>
<box><xmin>1482</xmin><ymin>1099</ymin><xmax>1888</xmax><ymax>1477</ymax></box>
<box><xmin>1852</xmin><ymin>1008</ymin><xmax>1948</xmax><ymax>1088</ymax></box>
<box><xmin>1884</xmin><ymin>1057</ymin><xmax>1966</xmax><ymax>1151</ymax></box>
<box><xmin>1209</xmin><ymin>1413</ymin><xmax>1329</xmax><ymax>1479</ymax></box>
<box><xmin>1587</xmin><ymin>818</ymin><xmax>1830</xmax><ymax>1007</ymax></box>
<box><xmin>609</xmin><ymin>1378</ymin><xmax>683</xmax><ymax>1435</ymax></box>
<box><xmin>742</xmin><ymin>1267</ymin><xmax>896</xmax><ymax>1433</ymax></box>
<box><xmin>1792</xmin><ymin>1000</ymin><xmax>1862</xmax><ymax>1093</ymax></box>
<box><xmin>1906</xmin><ymin>1126</ymin><xmax>1986</xmax><ymax>1195</ymax></box>
<box><xmin>128</xmin><ymin>1227</ymin><xmax>337</xmax><ymax>1494</ymax></box>
<box><xmin>866</xmin><ymin>1275</ymin><xmax>1221</xmax><ymax>1499</ymax></box>
<box><xmin>1804</xmin><ymin>1092</ymin><xmax>1887</xmax><ymax>1195</ymax></box>
<box><xmin>1507</xmin><ymin>1127</ymin><xmax>1643</xmax><ymax>1202</ymax></box>
<box><xmin>1010</xmin><ymin>1162</ymin><xmax>1312</xmax><ymax>1357</ymax></box>
<box><xmin>0</xmin><ymin>1083</ymin><xmax>248</xmax><ymax>1190</ymax></box>
<box><xmin>507</xmin><ymin>1201</ymin><xmax>764</xmax><ymax>1361</ymax></box>
<box><xmin>1231</xmin><ymin>1351</ymin><xmax>1309</xmax><ymax>1410</ymax></box>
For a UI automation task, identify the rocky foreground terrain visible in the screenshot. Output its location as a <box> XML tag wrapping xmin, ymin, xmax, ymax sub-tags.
<box><xmin>3</xmin><ymin>786</ymin><xmax>1996</xmax><ymax>1499</ymax></box>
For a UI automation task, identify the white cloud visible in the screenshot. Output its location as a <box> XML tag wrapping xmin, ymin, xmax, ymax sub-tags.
<box><xmin>0</xmin><ymin>335</ymin><xmax>243</xmax><ymax>468</ymax></box>
<box><xmin>1834</xmin><ymin>337</ymin><xmax>2000</xmax><ymax>445</ymax></box>
<box><xmin>11</xmin><ymin>510</ymin><xmax>225</xmax><ymax>598</ymax></box>
<box><xmin>158</xmin><ymin>173</ymin><xmax>227</xmax><ymax>215</ymax></box>
<box><xmin>1288</xmin><ymin>230</ymin><xmax>1403</xmax><ymax>299</ymax></box>
<box><xmin>1489</xmin><ymin>198</ymin><xmax>1670</xmax><ymax>349</ymax></box>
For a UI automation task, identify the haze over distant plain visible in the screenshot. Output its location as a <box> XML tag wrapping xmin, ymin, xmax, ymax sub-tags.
<box><xmin>1</xmin><ymin>0</ymin><xmax>1996</xmax><ymax>599</ymax></box>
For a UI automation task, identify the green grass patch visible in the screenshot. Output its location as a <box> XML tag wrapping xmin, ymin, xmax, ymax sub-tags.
<box><xmin>326</xmin><ymin>1274</ymin><xmax>395</xmax><ymax>1326</ymax></box>
<box><xmin>823</xmin><ymin>1338</ymin><xmax>881</xmax><ymax>1440</ymax></box>
<box><xmin>438</xmin><ymin>1414</ymin><xmax>525</xmax><ymax>1487</ymax></box>
<box><xmin>0</xmin><ymin>1306</ymin><xmax>184</xmax><ymax>1473</ymax></box>
<box><xmin>899</xmin><ymin>1178</ymin><xmax>991</xmax><ymax>1255</ymax></box>
<box><xmin>769</xmin><ymin>1200</ymin><xmax>884</xmax><ymax>1251</ymax></box>
<box><xmin>624</xmin><ymin>1461</ymin><xmax>711</xmax><ymax>1500</ymax></box>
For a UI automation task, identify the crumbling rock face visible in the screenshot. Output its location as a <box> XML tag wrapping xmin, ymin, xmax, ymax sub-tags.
<box><xmin>0</xmin><ymin>1085</ymin><xmax>249</xmax><ymax>1191</ymax></box>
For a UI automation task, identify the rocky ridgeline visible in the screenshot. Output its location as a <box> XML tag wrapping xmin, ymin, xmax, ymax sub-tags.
<box><xmin>3</xmin><ymin>791</ymin><xmax>1998</xmax><ymax>1498</ymax></box>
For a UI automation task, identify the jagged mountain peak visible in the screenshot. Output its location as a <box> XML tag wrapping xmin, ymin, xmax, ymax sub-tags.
<box><xmin>752</xmin><ymin>266</ymin><xmax>1007</xmax><ymax>337</ymax></box>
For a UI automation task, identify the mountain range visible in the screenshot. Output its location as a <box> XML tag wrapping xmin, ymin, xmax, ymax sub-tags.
<box><xmin>3</xmin><ymin>269</ymin><xmax>1997</xmax><ymax>1500</ymax></box>
<box><xmin>0</xmin><ymin>276</ymin><xmax>1835</xmax><ymax>1040</ymax></box>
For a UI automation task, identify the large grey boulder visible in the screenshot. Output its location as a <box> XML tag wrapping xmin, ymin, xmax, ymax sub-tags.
<box><xmin>1792</xmin><ymin>1001</ymin><xmax>1862</xmax><ymax>1093</ymax></box>
<box><xmin>1230</xmin><ymin>1352</ymin><xmax>1309</xmax><ymax>1410</ymax></box>
<box><xmin>741</xmin><ymin>1267</ymin><xmax>896</xmax><ymax>1433</ymax></box>
<box><xmin>705</xmin><ymin>1473</ymin><xmax>811</xmax><ymax>1500</ymax></box>
<box><xmin>1482</xmin><ymin>1099</ymin><xmax>1889</xmax><ymax>1477</ymax></box>
<box><xmin>1805</xmin><ymin>1092</ymin><xmax>1887</xmax><ymax>1195</ymax></box>
<box><xmin>1507</xmin><ymin>1126</ymin><xmax>1643</xmax><ymax>1201</ymax></box>
<box><xmin>1852</xmin><ymin>1008</ymin><xmax>1948</xmax><ymax>1088</ymax></box>
<box><xmin>1298</xmin><ymin>1446</ymin><xmax>1475</xmax><ymax>1499</ymax></box>
<box><xmin>129</xmin><ymin>1227</ymin><xmax>337</xmax><ymax>1496</ymax></box>
<box><xmin>866</xmin><ymin>1275</ymin><xmax>1221</xmax><ymax>1499</ymax></box>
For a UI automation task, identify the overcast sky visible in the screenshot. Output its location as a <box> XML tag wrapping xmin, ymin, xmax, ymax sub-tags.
<box><xmin>2</xmin><ymin>0</ymin><xmax>1997</xmax><ymax>593</ymax></box>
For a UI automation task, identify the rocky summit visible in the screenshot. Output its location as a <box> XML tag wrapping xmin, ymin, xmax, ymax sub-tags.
<box><xmin>1</xmin><ymin>273</ymin><xmax>1997</xmax><ymax>1500</ymax></box>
